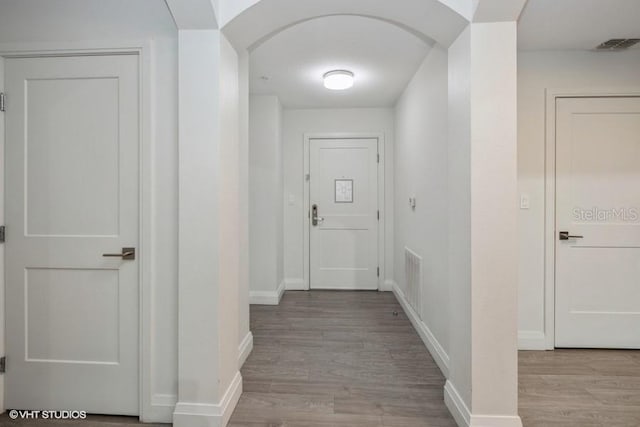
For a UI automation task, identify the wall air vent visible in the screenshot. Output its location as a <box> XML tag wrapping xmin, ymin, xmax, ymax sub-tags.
<box><xmin>596</xmin><ymin>39</ymin><xmax>640</xmax><ymax>50</ymax></box>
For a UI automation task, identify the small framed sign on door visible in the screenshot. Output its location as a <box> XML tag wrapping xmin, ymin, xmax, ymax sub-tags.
<box><xmin>335</xmin><ymin>179</ymin><xmax>353</xmax><ymax>203</ymax></box>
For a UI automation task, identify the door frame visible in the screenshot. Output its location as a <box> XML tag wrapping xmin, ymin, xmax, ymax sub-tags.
<box><xmin>303</xmin><ymin>133</ymin><xmax>385</xmax><ymax>291</ymax></box>
<box><xmin>543</xmin><ymin>88</ymin><xmax>640</xmax><ymax>350</ymax></box>
<box><xmin>0</xmin><ymin>41</ymin><xmax>154</xmax><ymax>420</ymax></box>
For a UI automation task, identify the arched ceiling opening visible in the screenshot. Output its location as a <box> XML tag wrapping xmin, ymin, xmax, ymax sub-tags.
<box><xmin>249</xmin><ymin>15</ymin><xmax>432</xmax><ymax>108</ymax></box>
<box><xmin>222</xmin><ymin>0</ymin><xmax>469</xmax><ymax>51</ymax></box>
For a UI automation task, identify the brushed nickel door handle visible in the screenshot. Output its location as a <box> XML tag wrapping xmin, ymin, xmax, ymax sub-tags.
<box><xmin>559</xmin><ymin>231</ymin><xmax>584</xmax><ymax>241</ymax></box>
<box><xmin>103</xmin><ymin>247</ymin><xmax>136</xmax><ymax>260</ymax></box>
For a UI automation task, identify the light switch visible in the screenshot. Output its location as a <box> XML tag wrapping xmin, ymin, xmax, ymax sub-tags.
<box><xmin>520</xmin><ymin>194</ymin><xmax>530</xmax><ymax>210</ymax></box>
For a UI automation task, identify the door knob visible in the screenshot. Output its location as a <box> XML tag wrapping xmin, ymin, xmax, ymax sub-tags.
<box><xmin>103</xmin><ymin>247</ymin><xmax>136</xmax><ymax>260</ymax></box>
<box><xmin>559</xmin><ymin>231</ymin><xmax>583</xmax><ymax>241</ymax></box>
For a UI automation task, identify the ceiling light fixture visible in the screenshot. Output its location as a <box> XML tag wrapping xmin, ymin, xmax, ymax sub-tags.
<box><xmin>323</xmin><ymin>70</ymin><xmax>354</xmax><ymax>90</ymax></box>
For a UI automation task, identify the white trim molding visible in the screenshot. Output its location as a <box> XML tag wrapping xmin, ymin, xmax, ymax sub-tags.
<box><xmin>444</xmin><ymin>380</ymin><xmax>471</xmax><ymax>427</ymax></box>
<box><xmin>238</xmin><ymin>331</ymin><xmax>253</xmax><ymax>369</ymax></box>
<box><xmin>392</xmin><ymin>281</ymin><xmax>450</xmax><ymax>378</ymax></box>
<box><xmin>444</xmin><ymin>380</ymin><xmax>523</xmax><ymax>427</ymax></box>
<box><xmin>173</xmin><ymin>371</ymin><xmax>242</xmax><ymax>427</ymax></box>
<box><xmin>544</xmin><ymin>88</ymin><xmax>640</xmax><ymax>350</ymax></box>
<box><xmin>380</xmin><ymin>279</ymin><xmax>394</xmax><ymax>292</ymax></box>
<box><xmin>249</xmin><ymin>281</ymin><xmax>285</xmax><ymax>305</ymax></box>
<box><xmin>284</xmin><ymin>278</ymin><xmax>306</xmax><ymax>291</ymax></box>
<box><xmin>518</xmin><ymin>331</ymin><xmax>547</xmax><ymax>350</ymax></box>
<box><xmin>470</xmin><ymin>415</ymin><xmax>523</xmax><ymax>427</ymax></box>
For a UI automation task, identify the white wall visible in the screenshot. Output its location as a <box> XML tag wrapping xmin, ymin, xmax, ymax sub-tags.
<box><xmin>446</xmin><ymin>25</ymin><xmax>473</xmax><ymax>412</ymax></box>
<box><xmin>238</xmin><ymin>51</ymin><xmax>251</xmax><ymax>354</ymax></box>
<box><xmin>0</xmin><ymin>0</ymin><xmax>178</xmax><ymax>420</ymax></box>
<box><xmin>394</xmin><ymin>45</ymin><xmax>450</xmax><ymax>360</ymax></box>
<box><xmin>518</xmin><ymin>49</ymin><xmax>640</xmax><ymax>348</ymax></box>
<box><xmin>282</xmin><ymin>108</ymin><xmax>395</xmax><ymax>288</ymax></box>
<box><xmin>249</xmin><ymin>95</ymin><xmax>284</xmax><ymax>299</ymax></box>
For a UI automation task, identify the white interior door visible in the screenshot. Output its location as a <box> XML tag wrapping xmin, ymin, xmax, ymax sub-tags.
<box><xmin>309</xmin><ymin>138</ymin><xmax>378</xmax><ymax>290</ymax></box>
<box><xmin>4</xmin><ymin>55</ymin><xmax>140</xmax><ymax>414</ymax></box>
<box><xmin>555</xmin><ymin>96</ymin><xmax>640</xmax><ymax>349</ymax></box>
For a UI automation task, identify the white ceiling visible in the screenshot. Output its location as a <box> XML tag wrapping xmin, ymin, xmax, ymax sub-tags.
<box><xmin>249</xmin><ymin>15</ymin><xmax>431</xmax><ymax>108</ymax></box>
<box><xmin>518</xmin><ymin>0</ymin><xmax>640</xmax><ymax>51</ymax></box>
<box><xmin>0</xmin><ymin>0</ymin><xmax>176</xmax><ymax>43</ymax></box>
<box><xmin>250</xmin><ymin>1</ymin><xmax>640</xmax><ymax>108</ymax></box>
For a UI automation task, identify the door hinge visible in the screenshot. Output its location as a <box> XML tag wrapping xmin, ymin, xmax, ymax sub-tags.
<box><xmin>377</xmin><ymin>153</ymin><xmax>380</xmax><ymax>163</ymax></box>
<box><xmin>0</xmin><ymin>93</ymin><xmax>5</xmax><ymax>112</ymax></box>
<box><xmin>0</xmin><ymin>356</ymin><xmax>6</xmax><ymax>374</ymax></box>
<box><xmin>0</xmin><ymin>226</ymin><xmax>5</xmax><ymax>243</ymax></box>
<box><xmin>377</xmin><ymin>267</ymin><xmax>380</xmax><ymax>277</ymax></box>
<box><xmin>377</xmin><ymin>210</ymin><xmax>380</xmax><ymax>220</ymax></box>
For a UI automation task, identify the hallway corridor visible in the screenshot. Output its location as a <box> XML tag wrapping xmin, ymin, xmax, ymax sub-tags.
<box><xmin>228</xmin><ymin>291</ymin><xmax>456</xmax><ymax>426</ymax></box>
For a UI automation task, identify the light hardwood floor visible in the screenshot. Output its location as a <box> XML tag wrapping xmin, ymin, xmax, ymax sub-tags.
<box><xmin>229</xmin><ymin>291</ymin><xmax>456</xmax><ymax>427</ymax></box>
<box><xmin>519</xmin><ymin>349</ymin><xmax>640</xmax><ymax>426</ymax></box>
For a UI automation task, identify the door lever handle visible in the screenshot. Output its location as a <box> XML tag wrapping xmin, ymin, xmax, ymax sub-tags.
<box><xmin>559</xmin><ymin>231</ymin><xmax>583</xmax><ymax>241</ymax></box>
<box><xmin>103</xmin><ymin>247</ymin><xmax>136</xmax><ymax>260</ymax></box>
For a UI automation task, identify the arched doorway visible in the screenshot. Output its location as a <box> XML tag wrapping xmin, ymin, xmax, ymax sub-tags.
<box><xmin>169</xmin><ymin>1</ymin><xmax>524</xmax><ymax>426</ymax></box>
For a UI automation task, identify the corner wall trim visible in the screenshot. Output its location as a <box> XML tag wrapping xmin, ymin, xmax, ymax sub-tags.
<box><xmin>380</xmin><ymin>279</ymin><xmax>394</xmax><ymax>292</ymax></box>
<box><xmin>173</xmin><ymin>371</ymin><xmax>242</xmax><ymax>427</ymax></box>
<box><xmin>470</xmin><ymin>415</ymin><xmax>523</xmax><ymax>427</ymax></box>
<box><xmin>391</xmin><ymin>281</ymin><xmax>450</xmax><ymax>378</ymax></box>
<box><xmin>284</xmin><ymin>278</ymin><xmax>306</xmax><ymax>291</ymax></box>
<box><xmin>249</xmin><ymin>281</ymin><xmax>285</xmax><ymax>305</ymax></box>
<box><xmin>518</xmin><ymin>331</ymin><xmax>547</xmax><ymax>350</ymax></box>
<box><xmin>238</xmin><ymin>331</ymin><xmax>253</xmax><ymax>369</ymax></box>
<box><xmin>444</xmin><ymin>380</ymin><xmax>471</xmax><ymax>427</ymax></box>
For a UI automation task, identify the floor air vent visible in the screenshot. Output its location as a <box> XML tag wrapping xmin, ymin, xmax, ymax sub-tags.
<box><xmin>404</xmin><ymin>247</ymin><xmax>422</xmax><ymax>319</ymax></box>
<box><xmin>596</xmin><ymin>39</ymin><xmax>640</xmax><ymax>50</ymax></box>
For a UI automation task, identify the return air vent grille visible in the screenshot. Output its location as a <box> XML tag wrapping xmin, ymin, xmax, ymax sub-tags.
<box><xmin>596</xmin><ymin>39</ymin><xmax>640</xmax><ymax>50</ymax></box>
<box><xmin>404</xmin><ymin>247</ymin><xmax>422</xmax><ymax>320</ymax></box>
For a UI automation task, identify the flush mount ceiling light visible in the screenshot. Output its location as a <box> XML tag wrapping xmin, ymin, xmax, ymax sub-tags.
<box><xmin>323</xmin><ymin>70</ymin><xmax>354</xmax><ymax>90</ymax></box>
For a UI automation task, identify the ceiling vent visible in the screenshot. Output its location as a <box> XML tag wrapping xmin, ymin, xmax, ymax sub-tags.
<box><xmin>596</xmin><ymin>39</ymin><xmax>640</xmax><ymax>50</ymax></box>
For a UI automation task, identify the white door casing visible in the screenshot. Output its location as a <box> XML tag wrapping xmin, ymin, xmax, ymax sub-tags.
<box><xmin>555</xmin><ymin>96</ymin><xmax>640</xmax><ymax>349</ymax></box>
<box><xmin>4</xmin><ymin>55</ymin><xmax>140</xmax><ymax>413</ymax></box>
<box><xmin>308</xmin><ymin>138</ymin><xmax>379</xmax><ymax>290</ymax></box>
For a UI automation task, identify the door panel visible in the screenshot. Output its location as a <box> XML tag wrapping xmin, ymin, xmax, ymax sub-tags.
<box><xmin>4</xmin><ymin>55</ymin><xmax>140</xmax><ymax>414</ymax></box>
<box><xmin>555</xmin><ymin>96</ymin><xmax>640</xmax><ymax>348</ymax></box>
<box><xmin>309</xmin><ymin>138</ymin><xmax>378</xmax><ymax>290</ymax></box>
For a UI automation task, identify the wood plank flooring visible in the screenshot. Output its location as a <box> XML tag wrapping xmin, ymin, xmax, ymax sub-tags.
<box><xmin>519</xmin><ymin>349</ymin><xmax>640</xmax><ymax>426</ymax></box>
<box><xmin>3</xmin><ymin>290</ymin><xmax>638</xmax><ymax>427</ymax></box>
<box><xmin>228</xmin><ymin>291</ymin><xmax>456</xmax><ymax>427</ymax></box>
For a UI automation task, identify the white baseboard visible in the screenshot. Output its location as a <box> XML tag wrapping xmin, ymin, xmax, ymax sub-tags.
<box><xmin>471</xmin><ymin>415</ymin><xmax>523</xmax><ymax>427</ymax></box>
<box><xmin>392</xmin><ymin>281</ymin><xmax>450</xmax><ymax>378</ymax></box>
<box><xmin>379</xmin><ymin>279</ymin><xmax>394</xmax><ymax>291</ymax></box>
<box><xmin>238</xmin><ymin>331</ymin><xmax>253</xmax><ymax>369</ymax></box>
<box><xmin>518</xmin><ymin>330</ymin><xmax>548</xmax><ymax>350</ymax></box>
<box><xmin>173</xmin><ymin>371</ymin><xmax>242</xmax><ymax>427</ymax></box>
<box><xmin>444</xmin><ymin>380</ymin><xmax>523</xmax><ymax>427</ymax></box>
<box><xmin>249</xmin><ymin>281</ymin><xmax>285</xmax><ymax>305</ymax></box>
<box><xmin>284</xmin><ymin>278</ymin><xmax>306</xmax><ymax>290</ymax></box>
<box><xmin>445</xmin><ymin>380</ymin><xmax>471</xmax><ymax>427</ymax></box>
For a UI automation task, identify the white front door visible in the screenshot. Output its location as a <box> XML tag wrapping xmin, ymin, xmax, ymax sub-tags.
<box><xmin>4</xmin><ymin>55</ymin><xmax>140</xmax><ymax>414</ymax></box>
<box><xmin>309</xmin><ymin>138</ymin><xmax>379</xmax><ymax>290</ymax></box>
<box><xmin>555</xmin><ymin>96</ymin><xmax>640</xmax><ymax>349</ymax></box>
